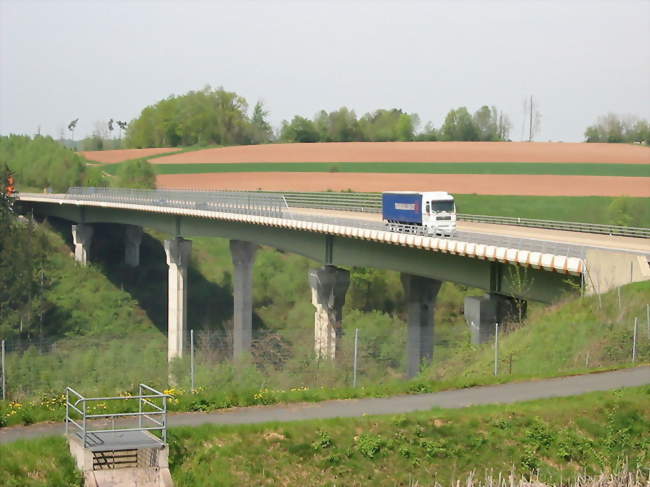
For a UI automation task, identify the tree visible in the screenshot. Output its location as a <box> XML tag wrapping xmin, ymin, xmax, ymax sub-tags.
<box><xmin>279</xmin><ymin>116</ymin><xmax>319</xmax><ymax>143</ymax></box>
<box><xmin>584</xmin><ymin>113</ymin><xmax>649</xmax><ymax>145</ymax></box>
<box><xmin>441</xmin><ymin>107</ymin><xmax>478</xmax><ymax>141</ymax></box>
<box><xmin>523</xmin><ymin>96</ymin><xmax>541</xmax><ymax>141</ymax></box>
<box><xmin>67</xmin><ymin>118</ymin><xmax>79</xmax><ymax>144</ymax></box>
<box><xmin>114</xmin><ymin>159</ymin><xmax>156</xmax><ymax>189</ymax></box>
<box><xmin>250</xmin><ymin>101</ymin><xmax>273</xmax><ymax>144</ymax></box>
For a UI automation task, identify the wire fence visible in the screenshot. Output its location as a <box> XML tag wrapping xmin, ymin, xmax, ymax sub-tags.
<box><xmin>2</xmin><ymin>303</ymin><xmax>649</xmax><ymax>403</ymax></box>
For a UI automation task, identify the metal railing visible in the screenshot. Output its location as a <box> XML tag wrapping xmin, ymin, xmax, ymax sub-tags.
<box><xmin>65</xmin><ymin>384</ymin><xmax>169</xmax><ymax>448</ymax></box>
<box><xmin>66</xmin><ymin>187</ymin><xmax>288</xmax><ymax>218</ymax></box>
<box><xmin>19</xmin><ymin>188</ymin><xmax>650</xmax><ymax>239</ymax></box>
<box><xmin>267</xmin><ymin>191</ymin><xmax>650</xmax><ymax>239</ymax></box>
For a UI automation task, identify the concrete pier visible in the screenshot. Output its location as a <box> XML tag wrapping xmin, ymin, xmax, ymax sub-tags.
<box><xmin>464</xmin><ymin>293</ymin><xmax>523</xmax><ymax>344</ymax></box>
<box><xmin>164</xmin><ymin>238</ymin><xmax>192</xmax><ymax>362</ymax></box>
<box><xmin>71</xmin><ymin>224</ymin><xmax>93</xmax><ymax>266</ymax></box>
<box><xmin>124</xmin><ymin>225</ymin><xmax>143</xmax><ymax>267</ymax></box>
<box><xmin>401</xmin><ymin>274</ymin><xmax>442</xmax><ymax>378</ymax></box>
<box><xmin>230</xmin><ymin>240</ymin><xmax>258</xmax><ymax>360</ymax></box>
<box><xmin>309</xmin><ymin>266</ymin><xmax>350</xmax><ymax>359</ymax></box>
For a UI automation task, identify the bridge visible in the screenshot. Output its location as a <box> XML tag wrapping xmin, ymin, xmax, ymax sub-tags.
<box><xmin>16</xmin><ymin>188</ymin><xmax>650</xmax><ymax>378</ymax></box>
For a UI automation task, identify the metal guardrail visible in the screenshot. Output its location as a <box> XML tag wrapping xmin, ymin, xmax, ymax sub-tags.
<box><xmin>265</xmin><ymin>191</ymin><xmax>650</xmax><ymax>239</ymax></box>
<box><xmin>20</xmin><ymin>188</ymin><xmax>650</xmax><ymax>239</ymax></box>
<box><xmin>65</xmin><ymin>384</ymin><xmax>169</xmax><ymax>448</ymax></box>
<box><xmin>67</xmin><ymin>187</ymin><xmax>288</xmax><ymax>218</ymax></box>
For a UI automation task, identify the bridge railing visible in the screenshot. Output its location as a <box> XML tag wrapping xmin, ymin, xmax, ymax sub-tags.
<box><xmin>67</xmin><ymin>187</ymin><xmax>288</xmax><ymax>218</ymax></box>
<box><xmin>269</xmin><ymin>191</ymin><xmax>649</xmax><ymax>239</ymax></box>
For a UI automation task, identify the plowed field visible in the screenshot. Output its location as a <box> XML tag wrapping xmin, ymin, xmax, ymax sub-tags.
<box><xmin>152</xmin><ymin>141</ymin><xmax>650</xmax><ymax>164</ymax></box>
<box><xmin>81</xmin><ymin>147</ymin><xmax>180</xmax><ymax>163</ymax></box>
<box><xmin>156</xmin><ymin>173</ymin><xmax>650</xmax><ymax>197</ymax></box>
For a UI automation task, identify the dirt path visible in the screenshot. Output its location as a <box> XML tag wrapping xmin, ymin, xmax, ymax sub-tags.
<box><xmin>1</xmin><ymin>366</ymin><xmax>648</xmax><ymax>444</ymax></box>
<box><xmin>151</xmin><ymin>141</ymin><xmax>650</xmax><ymax>164</ymax></box>
<box><xmin>157</xmin><ymin>172</ymin><xmax>650</xmax><ymax>197</ymax></box>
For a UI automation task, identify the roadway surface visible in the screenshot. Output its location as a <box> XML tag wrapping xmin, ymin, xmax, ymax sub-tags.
<box><xmin>290</xmin><ymin>208</ymin><xmax>650</xmax><ymax>259</ymax></box>
<box><xmin>1</xmin><ymin>366</ymin><xmax>648</xmax><ymax>445</ymax></box>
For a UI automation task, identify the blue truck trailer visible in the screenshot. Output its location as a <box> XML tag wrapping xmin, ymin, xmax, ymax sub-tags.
<box><xmin>382</xmin><ymin>191</ymin><xmax>456</xmax><ymax>237</ymax></box>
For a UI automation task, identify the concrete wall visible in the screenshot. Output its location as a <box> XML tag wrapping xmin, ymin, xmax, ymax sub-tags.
<box><xmin>585</xmin><ymin>249</ymin><xmax>650</xmax><ymax>295</ymax></box>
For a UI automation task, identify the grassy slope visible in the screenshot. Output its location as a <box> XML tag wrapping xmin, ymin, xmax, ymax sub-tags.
<box><xmin>145</xmin><ymin>161</ymin><xmax>650</xmax><ymax>177</ymax></box>
<box><xmin>2</xmin><ymin>387</ymin><xmax>648</xmax><ymax>486</ymax></box>
<box><xmin>169</xmin><ymin>387</ymin><xmax>650</xmax><ymax>486</ymax></box>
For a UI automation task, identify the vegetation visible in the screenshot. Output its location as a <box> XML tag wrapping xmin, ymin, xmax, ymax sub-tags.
<box><xmin>2</xmin><ymin>387</ymin><xmax>647</xmax><ymax>486</ymax></box>
<box><xmin>0</xmin><ymin>436</ymin><xmax>82</xmax><ymax>486</ymax></box>
<box><xmin>0</xmin><ymin>135</ymin><xmax>104</xmax><ymax>191</ymax></box>
<box><xmin>114</xmin><ymin>158</ymin><xmax>156</xmax><ymax>189</ymax></box>
<box><xmin>146</xmin><ymin>161</ymin><xmax>650</xmax><ymax>178</ymax></box>
<box><xmin>168</xmin><ymin>387</ymin><xmax>650</xmax><ymax>485</ymax></box>
<box><xmin>585</xmin><ymin>113</ymin><xmax>649</xmax><ymax>145</ymax></box>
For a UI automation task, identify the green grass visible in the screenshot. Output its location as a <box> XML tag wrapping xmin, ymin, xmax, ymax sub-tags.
<box><xmin>136</xmin><ymin>161</ymin><xmax>650</xmax><ymax>177</ymax></box>
<box><xmin>167</xmin><ymin>387</ymin><xmax>650</xmax><ymax>486</ymax></box>
<box><xmin>3</xmin><ymin>387</ymin><xmax>647</xmax><ymax>486</ymax></box>
<box><xmin>454</xmin><ymin>194</ymin><xmax>650</xmax><ymax>225</ymax></box>
<box><xmin>0</xmin><ymin>436</ymin><xmax>82</xmax><ymax>486</ymax></box>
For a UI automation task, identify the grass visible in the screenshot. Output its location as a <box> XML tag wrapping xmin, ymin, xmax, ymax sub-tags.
<box><xmin>0</xmin><ymin>436</ymin><xmax>82</xmax><ymax>486</ymax></box>
<box><xmin>103</xmin><ymin>161</ymin><xmax>650</xmax><ymax>177</ymax></box>
<box><xmin>1</xmin><ymin>387</ymin><xmax>647</xmax><ymax>486</ymax></box>
<box><xmin>166</xmin><ymin>386</ymin><xmax>650</xmax><ymax>486</ymax></box>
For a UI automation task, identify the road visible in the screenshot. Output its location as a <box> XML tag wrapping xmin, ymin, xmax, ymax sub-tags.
<box><xmin>1</xmin><ymin>366</ymin><xmax>648</xmax><ymax>445</ymax></box>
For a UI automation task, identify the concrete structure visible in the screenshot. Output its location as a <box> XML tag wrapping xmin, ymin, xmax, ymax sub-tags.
<box><xmin>309</xmin><ymin>266</ymin><xmax>350</xmax><ymax>359</ymax></box>
<box><xmin>401</xmin><ymin>274</ymin><xmax>442</xmax><ymax>378</ymax></box>
<box><xmin>585</xmin><ymin>248</ymin><xmax>650</xmax><ymax>295</ymax></box>
<box><xmin>19</xmin><ymin>191</ymin><xmax>647</xmax><ymax>376</ymax></box>
<box><xmin>71</xmin><ymin>224</ymin><xmax>93</xmax><ymax>266</ymax></box>
<box><xmin>464</xmin><ymin>294</ymin><xmax>522</xmax><ymax>344</ymax></box>
<box><xmin>124</xmin><ymin>225</ymin><xmax>143</xmax><ymax>267</ymax></box>
<box><xmin>68</xmin><ymin>433</ymin><xmax>173</xmax><ymax>487</ymax></box>
<box><xmin>230</xmin><ymin>240</ymin><xmax>257</xmax><ymax>360</ymax></box>
<box><xmin>164</xmin><ymin>238</ymin><xmax>191</xmax><ymax>363</ymax></box>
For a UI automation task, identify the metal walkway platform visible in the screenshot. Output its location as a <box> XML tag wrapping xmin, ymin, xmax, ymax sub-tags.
<box><xmin>71</xmin><ymin>429</ymin><xmax>164</xmax><ymax>452</ymax></box>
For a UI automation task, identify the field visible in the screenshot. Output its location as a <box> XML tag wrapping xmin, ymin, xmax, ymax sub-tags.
<box><xmin>147</xmin><ymin>141</ymin><xmax>650</xmax><ymax>164</ymax></box>
<box><xmin>80</xmin><ymin>147</ymin><xmax>180</xmax><ymax>163</ymax></box>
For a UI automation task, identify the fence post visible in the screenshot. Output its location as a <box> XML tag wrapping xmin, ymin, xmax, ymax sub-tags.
<box><xmin>617</xmin><ymin>287</ymin><xmax>621</xmax><ymax>312</ymax></box>
<box><xmin>190</xmin><ymin>329</ymin><xmax>195</xmax><ymax>391</ymax></box>
<box><xmin>494</xmin><ymin>323</ymin><xmax>499</xmax><ymax>376</ymax></box>
<box><xmin>632</xmin><ymin>318</ymin><xmax>638</xmax><ymax>363</ymax></box>
<box><xmin>647</xmin><ymin>304</ymin><xmax>649</xmax><ymax>339</ymax></box>
<box><xmin>2</xmin><ymin>339</ymin><xmax>6</xmax><ymax>401</ymax></box>
<box><xmin>353</xmin><ymin>328</ymin><xmax>359</xmax><ymax>388</ymax></box>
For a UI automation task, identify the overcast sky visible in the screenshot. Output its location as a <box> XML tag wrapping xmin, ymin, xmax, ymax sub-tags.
<box><xmin>1</xmin><ymin>0</ymin><xmax>649</xmax><ymax>142</ymax></box>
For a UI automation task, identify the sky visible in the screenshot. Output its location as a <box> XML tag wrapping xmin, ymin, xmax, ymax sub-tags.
<box><xmin>1</xmin><ymin>0</ymin><xmax>649</xmax><ymax>142</ymax></box>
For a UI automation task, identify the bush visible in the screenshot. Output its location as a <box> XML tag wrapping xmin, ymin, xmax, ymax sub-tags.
<box><xmin>114</xmin><ymin>158</ymin><xmax>156</xmax><ymax>189</ymax></box>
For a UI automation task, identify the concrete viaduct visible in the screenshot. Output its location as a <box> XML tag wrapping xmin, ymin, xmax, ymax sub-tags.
<box><xmin>16</xmin><ymin>189</ymin><xmax>649</xmax><ymax>378</ymax></box>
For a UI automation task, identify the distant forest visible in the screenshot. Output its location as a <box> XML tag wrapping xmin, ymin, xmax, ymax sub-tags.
<box><xmin>72</xmin><ymin>85</ymin><xmax>649</xmax><ymax>149</ymax></box>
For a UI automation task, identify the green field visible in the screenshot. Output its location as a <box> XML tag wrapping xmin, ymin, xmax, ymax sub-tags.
<box><xmin>128</xmin><ymin>161</ymin><xmax>650</xmax><ymax>177</ymax></box>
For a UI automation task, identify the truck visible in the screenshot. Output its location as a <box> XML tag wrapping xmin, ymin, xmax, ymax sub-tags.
<box><xmin>382</xmin><ymin>191</ymin><xmax>456</xmax><ymax>237</ymax></box>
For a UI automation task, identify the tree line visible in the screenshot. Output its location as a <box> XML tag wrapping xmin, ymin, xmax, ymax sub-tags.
<box><xmin>120</xmin><ymin>85</ymin><xmax>512</xmax><ymax>148</ymax></box>
<box><xmin>584</xmin><ymin>114</ymin><xmax>649</xmax><ymax>145</ymax></box>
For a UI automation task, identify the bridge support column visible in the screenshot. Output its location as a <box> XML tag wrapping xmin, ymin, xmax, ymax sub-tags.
<box><xmin>71</xmin><ymin>224</ymin><xmax>93</xmax><ymax>266</ymax></box>
<box><xmin>230</xmin><ymin>240</ymin><xmax>258</xmax><ymax>360</ymax></box>
<box><xmin>464</xmin><ymin>294</ymin><xmax>524</xmax><ymax>344</ymax></box>
<box><xmin>124</xmin><ymin>225</ymin><xmax>143</xmax><ymax>267</ymax></box>
<box><xmin>164</xmin><ymin>237</ymin><xmax>192</xmax><ymax>363</ymax></box>
<box><xmin>401</xmin><ymin>274</ymin><xmax>442</xmax><ymax>378</ymax></box>
<box><xmin>309</xmin><ymin>266</ymin><xmax>350</xmax><ymax>360</ymax></box>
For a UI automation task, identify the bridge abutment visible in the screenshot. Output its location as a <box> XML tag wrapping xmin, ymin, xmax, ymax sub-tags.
<box><xmin>309</xmin><ymin>266</ymin><xmax>350</xmax><ymax>360</ymax></box>
<box><xmin>464</xmin><ymin>293</ymin><xmax>524</xmax><ymax>344</ymax></box>
<box><xmin>164</xmin><ymin>237</ymin><xmax>192</xmax><ymax>363</ymax></box>
<box><xmin>124</xmin><ymin>225</ymin><xmax>143</xmax><ymax>267</ymax></box>
<box><xmin>71</xmin><ymin>224</ymin><xmax>93</xmax><ymax>266</ymax></box>
<box><xmin>230</xmin><ymin>240</ymin><xmax>258</xmax><ymax>360</ymax></box>
<box><xmin>401</xmin><ymin>274</ymin><xmax>442</xmax><ymax>378</ymax></box>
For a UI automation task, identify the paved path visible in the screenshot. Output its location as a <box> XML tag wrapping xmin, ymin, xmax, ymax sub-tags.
<box><xmin>1</xmin><ymin>366</ymin><xmax>648</xmax><ymax>445</ymax></box>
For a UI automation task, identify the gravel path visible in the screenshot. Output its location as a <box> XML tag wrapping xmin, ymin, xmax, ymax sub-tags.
<box><xmin>1</xmin><ymin>366</ymin><xmax>648</xmax><ymax>445</ymax></box>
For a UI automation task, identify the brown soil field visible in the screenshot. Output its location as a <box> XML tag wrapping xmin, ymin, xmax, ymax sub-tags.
<box><xmin>156</xmin><ymin>173</ymin><xmax>650</xmax><ymax>197</ymax></box>
<box><xmin>151</xmin><ymin>142</ymin><xmax>650</xmax><ymax>165</ymax></box>
<box><xmin>81</xmin><ymin>148</ymin><xmax>180</xmax><ymax>164</ymax></box>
